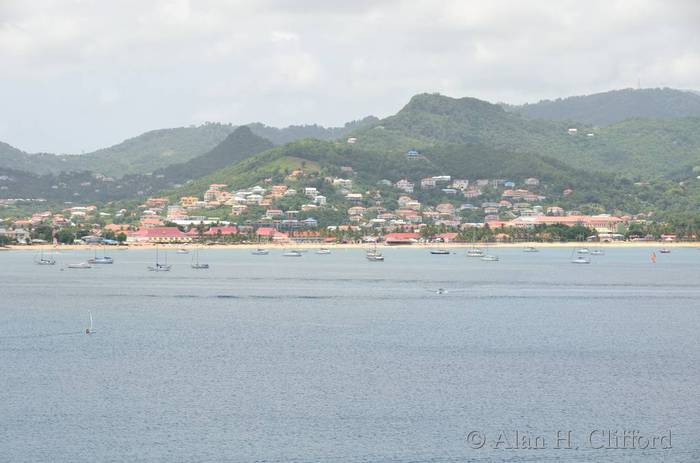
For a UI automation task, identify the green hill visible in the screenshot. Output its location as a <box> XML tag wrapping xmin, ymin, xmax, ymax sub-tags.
<box><xmin>350</xmin><ymin>93</ymin><xmax>700</xmax><ymax>179</ymax></box>
<box><xmin>0</xmin><ymin>123</ymin><xmax>235</xmax><ymax>177</ymax></box>
<box><xmin>0</xmin><ymin>127</ymin><xmax>273</xmax><ymax>202</ymax></box>
<box><xmin>165</xmin><ymin>138</ymin><xmax>654</xmax><ymax>215</ymax></box>
<box><xmin>246</xmin><ymin>117</ymin><xmax>378</xmax><ymax>145</ymax></box>
<box><xmin>153</xmin><ymin>126</ymin><xmax>273</xmax><ymax>183</ymax></box>
<box><xmin>511</xmin><ymin>88</ymin><xmax>700</xmax><ymax>125</ymax></box>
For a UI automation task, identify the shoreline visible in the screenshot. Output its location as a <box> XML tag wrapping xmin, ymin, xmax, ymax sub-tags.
<box><xmin>4</xmin><ymin>241</ymin><xmax>699</xmax><ymax>251</ymax></box>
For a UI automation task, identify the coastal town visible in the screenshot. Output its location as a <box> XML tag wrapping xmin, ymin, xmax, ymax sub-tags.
<box><xmin>0</xmin><ymin>162</ymin><xmax>685</xmax><ymax>246</ymax></box>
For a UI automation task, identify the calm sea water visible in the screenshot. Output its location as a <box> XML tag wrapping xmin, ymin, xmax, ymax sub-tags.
<box><xmin>1</xmin><ymin>247</ymin><xmax>699</xmax><ymax>462</ymax></box>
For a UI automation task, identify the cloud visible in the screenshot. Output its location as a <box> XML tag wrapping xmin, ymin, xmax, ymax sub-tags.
<box><xmin>1</xmin><ymin>0</ymin><xmax>699</xmax><ymax>152</ymax></box>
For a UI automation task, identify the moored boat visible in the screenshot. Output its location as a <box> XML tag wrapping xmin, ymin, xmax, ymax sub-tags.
<box><xmin>283</xmin><ymin>250</ymin><xmax>303</xmax><ymax>257</ymax></box>
<box><xmin>35</xmin><ymin>251</ymin><xmax>56</xmax><ymax>265</ymax></box>
<box><xmin>430</xmin><ymin>249</ymin><xmax>450</xmax><ymax>255</ymax></box>
<box><xmin>148</xmin><ymin>247</ymin><xmax>171</xmax><ymax>271</ymax></box>
<box><xmin>191</xmin><ymin>248</ymin><xmax>209</xmax><ymax>269</ymax></box>
<box><xmin>67</xmin><ymin>262</ymin><xmax>92</xmax><ymax>269</ymax></box>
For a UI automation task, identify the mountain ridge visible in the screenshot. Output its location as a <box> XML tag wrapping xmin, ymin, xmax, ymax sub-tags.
<box><xmin>509</xmin><ymin>87</ymin><xmax>700</xmax><ymax>125</ymax></box>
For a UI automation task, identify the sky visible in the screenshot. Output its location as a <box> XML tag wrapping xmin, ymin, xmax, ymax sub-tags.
<box><xmin>1</xmin><ymin>0</ymin><xmax>699</xmax><ymax>153</ymax></box>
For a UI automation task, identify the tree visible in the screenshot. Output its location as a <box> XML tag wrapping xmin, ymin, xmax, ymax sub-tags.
<box><xmin>116</xmin><ymin>232</ymin><xmax>127</xmax><ymax>243</ymax></box>
<box><xmin>56</xmin><ymin>229</ymin><xmax>75</xmax><ymax>244</ymax></box>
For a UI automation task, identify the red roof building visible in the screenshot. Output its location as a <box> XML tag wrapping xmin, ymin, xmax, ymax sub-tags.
<box><xmin>205</xmin><ymin>226</ymin><xmax>239</xmax><ymax>236</ymax></box>
<box><xmin>384</xmin><ymin>232</ymin><xmax>420</xmax><ymax>245</ymax></box>
<box><xmin>126</xmin><ymin>227</ymin><xmax>191</xmax><ymax>243</ymax></box>
<box><xmin>256</xmin><ymin>227</ymin><xmax>276</xmax><ymax>239</ymax></box>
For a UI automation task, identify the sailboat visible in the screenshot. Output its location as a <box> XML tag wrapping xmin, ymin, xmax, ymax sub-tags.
<box><xmin>88</xmin><ymin>247</ymin><xmax>114</xmax><ymax>264</ymax></box>
<box><xmin>480</xmin><ymin>242</ymin><xmax>499</xmax><ymax>261</ymax></box>
<box><xmin>191</xmin><ymin>248</ymin><xmax>209</xmax><ymax>269</ymax></box>
<box><xmin>85</xmin><ymin>311</ymin><xmax>94</xmax><ymax>335</ymax></box>
<box><xmin>148</xmin><ymin>247</ymin><xmax>172</xmax><ymax>271</ymax></box>
<box><xmin>34</xmin><ymin>250</ymin><xmax>56</xmax><ymax>265</ymax></box>
<box><xmin>366</xmin><ymin>243</ymin><xmax>384</xmax><ymax>261</ymax></box>
<box><xmin>466</xmin><ymin>229</ymin><xmax>484</xmax><ymax>257</ymax></box>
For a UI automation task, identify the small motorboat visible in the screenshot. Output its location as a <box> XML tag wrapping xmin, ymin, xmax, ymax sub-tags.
<box><xmin>571</xmin><ymin>256</ymin><xmax>591</xmax><ymax>264</ymax></box>
<box><xmin>481</xmin><ymin>254</ymin><xmax>499</xmax><ymax>262</ymax></box>
<box><xmin>577</xmin><ymin>248</ymin><xmax>590</xmax><ymax>254</ymax></box>
<box><xmin>659</xmin><ymin>248</ymin><xmax>671</xmax><ymax>254</ymax></box>
<box><xmin>88</xmin><ymin>256</ymin><xmax>114</xmax><ymax>264</ymax></box>
<box><xmin>590</xmin><ymin>249</ymin><xmax>605</xmax><ymax>256</ymax></box>
<box><xmin>67</xmin><ymin>262</ymin><xmax>92</xmax><ymax>269</ymax></box>
<box><xmin>523</xmin><ymin>246</ymin><xmax>539</xmax><ymax>253</ymax></box>
<box><xmin>430</xmin><ymin>249</ymin><xmax>450</xmax><ymax>255</ymax></box>
<box><xmin>466</xmin><ymin>249</ymin><xmax>485</xmax><ymax>257</ymax></box>
<box><xmin>176</xmin><ymin>249</ymin><xmax>190</xmax><ymax>255</ymax></box>
<box><xmin>316</xmin><ymin>248</ymin><xmax>331</xmax><ymax>255</ymax></box>
<box><xmin>251</xmin><ymin>248</ymin><xmax>269</xmax><ymax>255</ymax></box>
<box><xmin>283</xmin><ymin>250</ymin><xmax>303</xmax><ymax>257</ymax></box>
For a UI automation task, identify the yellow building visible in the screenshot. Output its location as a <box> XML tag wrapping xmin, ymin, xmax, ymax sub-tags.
<box><xmin>180</xmin><ymin>196</ymin><xmax>199</xmax><ymax>207</ymax></box>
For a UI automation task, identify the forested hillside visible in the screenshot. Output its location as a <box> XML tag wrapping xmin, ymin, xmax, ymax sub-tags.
<box><xmin>511</xmin><ymin>88</ymin><xmax>700</xmax><ymax>125</ymax></box>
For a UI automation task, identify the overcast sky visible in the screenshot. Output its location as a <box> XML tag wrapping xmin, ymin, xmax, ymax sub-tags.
<box><xmin>1</xmin><ymin>0</ymin><xmax>699</xmax><ymax>153</ymax></box>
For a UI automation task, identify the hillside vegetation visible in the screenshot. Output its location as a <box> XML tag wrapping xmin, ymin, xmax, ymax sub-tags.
<box><xmin>511</xmin><ymin>88</ymin><xmax>700</xmax><ymax>125</ymax></box>
<box><xmin>350</xmin><ymin>93</ymin><xmax>700</xmax><ymax>179</ymax></box>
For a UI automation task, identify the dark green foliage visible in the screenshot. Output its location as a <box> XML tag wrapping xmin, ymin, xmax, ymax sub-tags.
<box><xmin>152</xmin><ymin>126</ymin><xmax>274</xmax><ymax>183</ymax></box>
<box><xmin>510</xmin><ymin>88</ymin><xmax>700</xmax><ymax>126</ymax></box>
<box><xmin>246</xmin><ymin>117</ymin><xmax>378</xmax><ymax>145</ymax></box>
<box><xmin>0</xmin><ymin>123</ymin><xmax>235</xmax><ymax>177</ymax></box>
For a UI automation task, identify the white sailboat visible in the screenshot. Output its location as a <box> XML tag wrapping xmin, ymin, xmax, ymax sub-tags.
<box><xmin>148</xmin><ymin>247</ymin><xmax>172</xmax><ymax>271</ymax></box>
<box><xmin>85</xmin><ymin>311</ymin><xmax>94</xmax><ymax>335</ymax></box>
<box><xmin>35</xmin><ymin>250</ymin><xmax>56</xmax><ymax>265</ymax></box>
<box><xmin>466</xmin><ymin>229</ymin><xmax>484</xmax><ymax>257</ymax></box>
<box><xmin>88</xmin><ymin>247</ymin><xmax>114</xmax><ymax>264</ymax></box>
<box><xmin>480</xmin><ymin>243</ymin><xmax>499</xmax><ymax>261</ymax></box>
<box><xmin>191</xmin><ymin>248</ymin><xmax>209</xmax><ymax>269</ymax></box>
<box><xmin>366</xmin><ymin>243</ymin><xmax>384</xmax><ymax>261</ymax></box>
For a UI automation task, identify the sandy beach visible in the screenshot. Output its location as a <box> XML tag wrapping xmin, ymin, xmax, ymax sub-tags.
<box><xmin>4</xmin><ymin>241</ymin><xmax>699</xmax><ymax>251</ymax></box>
